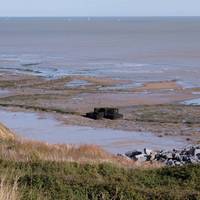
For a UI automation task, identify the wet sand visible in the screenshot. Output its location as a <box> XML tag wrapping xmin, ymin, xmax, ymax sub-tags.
<box><xmin>0</xmin><ymin>109</ymin><xmax>189</xmax><ymax>154</ymax></box>
<box><xmin>0</xmin><ymin>70</ymin><xmax>200</xmax><ymax>152</ymax></box>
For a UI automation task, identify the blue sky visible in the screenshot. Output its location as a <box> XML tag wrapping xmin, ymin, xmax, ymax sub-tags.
<box><xmin>0</xmin><ymin>0</ymin><xmax>200</xmax><ymax>17</ymax></box>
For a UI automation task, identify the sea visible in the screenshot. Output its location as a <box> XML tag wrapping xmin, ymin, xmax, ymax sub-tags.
<box><xmin>0</xmin><ymin>17</ymin><xmax>200</xmax><ymax>87</ymax></box>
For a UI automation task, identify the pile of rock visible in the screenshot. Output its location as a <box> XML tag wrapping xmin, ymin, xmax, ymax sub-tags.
<box><xmin>86</xmin><ymin>107</ymin><xmax>123</xmax><ymax>120</ymax></box>
<box><xmin>120</xmin><ymin>145</ymin><xmax>200</xmax><ymax>166</ymax></box>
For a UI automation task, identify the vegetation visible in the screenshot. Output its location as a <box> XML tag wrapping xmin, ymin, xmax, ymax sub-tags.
<box><xmin>128</xmin><ymin>104</ymin><xmax>200</xmax><ymax>124</ymax></box>
<box><xmin>0</xmin><ymin>158</ymin><xmax>200</xmax><ymax>200</ymax></box>
<box><xmin>0</xmin><ymin>123</ymin><xmax>200</xmax><ymax>200</ymax></box>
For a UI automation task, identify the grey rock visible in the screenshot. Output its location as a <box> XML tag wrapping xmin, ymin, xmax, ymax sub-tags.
<box><xmin>190</xmin><ymin>158</ymin><xmax>199</xmax><ymax>164</ymax></box>
<box><xmin>166</xmin><ymin>159</ymin><xmax>175</xmax><ymax>166</ymax></box>
<box><xmin>144</xmin><ymin>148</ymin><xmax>153</xmax><ymax>155</ymax></box>
<box><xmin>135</xmin><ymin>154</ymin><xmax>147</xmax><ymax>162</ymax></box>
<box><xmin>125</xmin><ymin>150</ymin><xmax>142</xmax><ymax>160</ymax></box>
<box><xmin>195</xmin><ymin>149</ymin><xmax>200</xmax><ymax>159</ymax></box>
<box><xmin>124</xmin><ymin>145</ymin><xmax>200</xmax><ymax>166</ymax></box>
<box><xmin>174</xmin><ymin>161</ymin><xmax>183</xmax><ymax>166</ymax></box>
<box><xmin>117</xmin><ymin>154</ymin><xmax>132</xmax><ymax>160</ymax></box>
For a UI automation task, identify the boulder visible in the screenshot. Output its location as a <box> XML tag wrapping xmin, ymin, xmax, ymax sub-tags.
<box><xmin>125</xmin><ymin>150</ymin><xmax>142</xmax><ymax>160</ymax></box>
<box><xmin>194</xmin><ymin>149</ymin><xmax>200</xmax><ymax>159</ymax></box>
<box><xmin>135</xmin><ymin>154</ymin><xmax>147</xmax><ymax>162</ymax></box>
<box><xmin>144</xmin><ymin>148</ymin><xmax>152</xmax><ymax>155</ymax></box>
<box><xmin>124</xmin><ymin>145</ymin><xmax>200</xmax><ymax>166</ymax></box>
<box><xmin>174</xmin><ymin>161</ymin><xmax>183</xmax><ymax>166</ymax></box>
<box><xmin>117</xmin><ymin>154</ymin><xmax>132</xmax><ymax>160</ymax></box>
<box><xmin>166</xmin><ymin>159</ymin><xmax>175</xmax><ymax>166</ymax></box>
<box><xmin>186</xmin><ymin>147</ymin><xmax>195</xmax><ymax>156</ymax></box>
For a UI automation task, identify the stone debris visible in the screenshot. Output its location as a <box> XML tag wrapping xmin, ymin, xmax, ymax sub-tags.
<box><xmin>86</xmin><ymin>107</ymin><xmax>123</xmax><ymax>120</ymax></box>
<box><xmin>125</xmin><ymin>150</ymin><xmax>143</xmax><ymax>160</ymax></box>
<box><xmin>121</xmin><ymin>145</ymin><xmax>200</xmax><ymax>166</ymax></box>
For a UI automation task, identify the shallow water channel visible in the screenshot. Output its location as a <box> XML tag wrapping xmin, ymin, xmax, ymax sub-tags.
<box><xmin>0</xmin><ymin>109</ymin><xmax>188</xmax><ymax>154</ymax></box>
<box><xmin>182</xmin><ymin>98</ymin><xmax>200</xmax><ymax>106</ymax></box>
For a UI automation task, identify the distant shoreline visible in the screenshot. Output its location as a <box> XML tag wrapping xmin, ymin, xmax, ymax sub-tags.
<box><xmin>0</xmin><ymin>16</ymin><xmax>200</xmax><ymax>20</ymax></box>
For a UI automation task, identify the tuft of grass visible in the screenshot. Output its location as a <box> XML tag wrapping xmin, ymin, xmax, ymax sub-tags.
<box><xmin>0</xmin><ymin>176</ymin><xmax>20</xmax><ymax>200</ymax></box>
<box><xmin>0</xmin><ymin>123</ymin><xmax>15</xmax><ymax>140</ymax></box>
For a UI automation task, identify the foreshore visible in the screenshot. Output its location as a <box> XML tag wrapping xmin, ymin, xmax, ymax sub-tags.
<box><xmin>0</xmin><ymin>70</ymin><xmax>200</xmax><ymax>153</ymax></box>
<box><xmin>1</xmin><ymin>53</ymin><xmax>200</xmax><ymax>199</ymax></box>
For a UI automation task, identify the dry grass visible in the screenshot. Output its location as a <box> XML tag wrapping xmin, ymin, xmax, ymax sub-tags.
<box><xmin>0</xmin><ymin>122</ymin><xmax>163</xmax><ymax>169</ymax></box>
<box><xmin>0</xmin><ymin>123</ymin><xmax>15</xmax><ymax>140</ymax></box>
<box><xmin>0</xmin><ymin>176</ymin><xmax>19</xmax><ymax>200</ymax></box>
<box><xmin>0</xmin><ymin>122</ymin><xmax>131</xmax><ymax>166</ymax></box>
<box><xmin>0</xmin><ymin>138</ymin><xmax>140</xmax><ymax>168</ymax></box>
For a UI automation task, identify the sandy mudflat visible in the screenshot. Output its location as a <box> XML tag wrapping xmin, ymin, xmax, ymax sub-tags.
<box><xmin>133</xmin><ymin>80</ymin><xmax>182</xmax><ymax>91</ymax></box>
<box><xmin>0</xmin><ymin>70</ymin><xmax>200</xmax><ymax>151</ymax></box>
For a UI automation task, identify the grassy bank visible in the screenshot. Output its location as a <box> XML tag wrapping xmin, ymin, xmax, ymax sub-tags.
<box><xmin>0</xmin><ymin>123</ymin><xmax>200</xmax><ymax>200</ymax></box>
<box><xmin>0</xmin><ymin>159</ymin><xmax>200</xmax><ymax>200</ymax></box>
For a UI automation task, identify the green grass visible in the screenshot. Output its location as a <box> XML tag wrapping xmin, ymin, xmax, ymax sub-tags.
<box><xmin>128</xmin><ymin>104</ymin><xmax>200</xmax><ymax>124</ymax></box>
<box><xmin>0</xmin><ymin>102</ymin><xmax>78</xmax><ymax>115</ymax></box>
<box><xmin>0</xmin><ymin>159</ymin><xmax>200</xmax><ymax>200</ymax></box>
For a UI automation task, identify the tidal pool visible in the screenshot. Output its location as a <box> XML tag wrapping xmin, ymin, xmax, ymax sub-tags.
<box><xmin>65</xmin><ymin>80</ymin><xmax>92</xmax><ymax>88</ymax></box>
<box><xmin>0</xmin><ymin>109</ymin><xmax>188</xmax><ymax>154</ymax></box>
<box><xmin>0</xmin><ymin>89</ymin><xmax>10</xmax><ymax>97</ymax></box>
<box><xmin>182</xmin><ymin>98</ymin><xmax>200</xmax><ymax>106</ymax></box>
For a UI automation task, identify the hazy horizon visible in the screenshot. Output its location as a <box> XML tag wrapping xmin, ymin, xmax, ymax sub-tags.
<box><xmin>0</xmin><ymin>0</ymin><xmax>200</xmax><ymax>17</ymax></box>
<box><xmin>1</xmin><ymin>16</ymin><xmax>200</xmax><ymax>18</ymax></box>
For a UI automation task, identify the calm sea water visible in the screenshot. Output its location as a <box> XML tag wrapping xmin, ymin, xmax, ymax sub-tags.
<box><xmin>0</xmin><ymin>17</ymin><xmax>200</xmax><ymax>86</ymax></box>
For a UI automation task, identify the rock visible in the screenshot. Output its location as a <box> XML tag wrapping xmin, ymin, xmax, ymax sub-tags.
<box><xmin>144</xmin><ymin>148</ymin><xmax>157</xmax><ymax>161</ymax></box>
<box><xmin>125</xmin><ymin>150</ymin><xmax>142</xmax><ymax>160</ymax></box>
<box><xmin>194</xmin><ymin>148</ymin><xmax>200</xmax><ymax>154</ymax></box>
<box><xmin>155</xmin><ymin>155</ymin><xmax>164</xmax><ymax>162</ymax></box>
<box><xmin>117</xmin><ymin>154</ymin><xmax>132</xmax><ymax>160</ymax></box>
<box><xmin>166</xmin><ymin>152</ymin><xmax>174</xmax><ymax>159</ymax></box>
<box><xmin>186</xmin><ymin>147</ymin><xmax>195</xmax><ymax>156</ymax></box>
<box><xmin>190</xmin><ymin>158</ymin><xmax>199</xmax><ymax>164</ymax></box>
<box><xmin>173</xmin><ymin>153</ymin><xmax>182</xmax><ymax>162</ymax></box>
<box><xmin>174</xmin><ymin>161</ymin><xmax>183</xmax><ymax>166</ymax></box>
<box><xmin>158</xmin><ymin>151</ymin><xmax>173</xmax><ymax>160</ymax></box>
<box><xmin>144</xmin><ymin>148</ymin><xmax>153</xmax><ymax>156</ymax></box>
<box><xmin>135</xmin><ymin>154</ymin><xmax>147</xmax><ymax>162</ymax></box>
<box><xmin>182</xmin><ymin>155</ymin><xmax>191</xmax><ymax>163</ymax></box>
<box><xmin>124</xmin><ymin>145</ymin><xmax>200</xmax><ymax>166</ymax></box>
<box><xmin>149</xmin><ymin>152</ymin><xmax>157</xmax><ymax>161</ymax></box>
<box><xmin>166</xmin><ymin>159</ymin><xmax>175</xmax><ymax>166</ymax></box>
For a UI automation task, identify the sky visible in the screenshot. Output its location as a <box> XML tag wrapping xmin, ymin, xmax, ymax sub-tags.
<box><xmin>0</xmin><ymin>0</ymin><xmax>200</xmax><ymax>17</ymax></box>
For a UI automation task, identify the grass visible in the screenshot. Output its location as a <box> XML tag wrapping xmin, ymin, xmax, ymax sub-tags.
<box><xmin>0</xmin><ymin>176</ymin><xmax>20</xmax><ymax>200</ymax></box>
<box><xmin>127</xmin><ymin>104</ymin><xmax>200</xmax><ymax>124</ymax></box>
<box><xmin>0</xmin><ymin>159</ymin><xmax>199</xmax><ymax>200</ymax></box>
<box><xmin>0</xmin><ymin>123</ymin><xmax>200</xmax><ymax>199</ymax></box>
<box><xmin>0</xmin><ymin>102</ymin><xmax>78</xmax><ymax>115</ymax></box>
